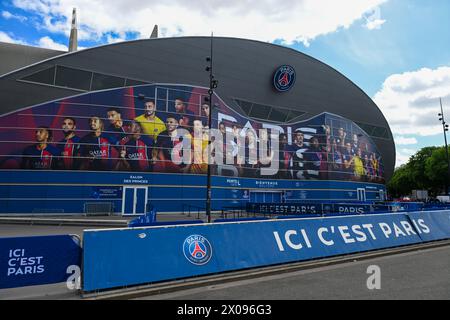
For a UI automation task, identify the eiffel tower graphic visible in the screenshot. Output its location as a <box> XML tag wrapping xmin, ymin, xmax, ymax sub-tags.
<box><xmin>278</xmin><ymin>72</ymin><xmax>290</xmax><ymax>86</ymax></box>
<box><xmin>191</xmin><ymin>242</ymin><xmax>206</xmax><ymax>258</ymax></box>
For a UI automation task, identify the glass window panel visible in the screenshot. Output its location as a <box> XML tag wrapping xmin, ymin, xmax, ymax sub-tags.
<box><xmin>234</xmin><ymin>99</ymin><xmax>253</xmax><ymax>115</ymax></box>
<box><xmin>21</xmin><ymin>66</ymin><xmax>55</xmax><ymax>85</ymax></box>
<box><xmin>286</xmin><ymin>110</ymin><xmax>305</xmax><ymax>121</ymax></box>
<box><xmin>372</xmin><ymin>126</ymin><xmax>387</xmax><ymax>138</ymax></box>
<box><xmin>125</xmin><ymin>78</ymin><xmax>147</xmax><ymax>86</ymax></box>
<box><xmin>249</xmin><ymin>103</ymin><xmax>271</xmax><ymax>119</ymax></box>
<box><xmin>91</xmin><ymin>73</ymin><xmax>125</xmax><ymax>90</ymax></box>
<box><xmin>356</xmin><ymin>122</ymin><xmax>375</xmax><ymax>136</ymax></box>
<box><xmin>269</xmin><ymin>107</ymin><xmax>289</xmax><ymax>122</ymax></box>
<box><xmin>55</xmin><ymin>66</ymin><xmax>91</xmax><ymax>91</ymax></box>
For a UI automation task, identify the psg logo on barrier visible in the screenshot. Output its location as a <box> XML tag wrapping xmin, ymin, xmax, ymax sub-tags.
<box><xmin>183</xmin><ymin>235</ymin><xmax>213</xmax><ymax>265</ymax></box>
<box><xmin>273</xmin><ymin>65</ymin><xmax>296</xmax><ymax>92</ymax></box>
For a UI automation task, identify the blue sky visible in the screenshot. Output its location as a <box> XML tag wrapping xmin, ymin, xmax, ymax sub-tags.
<box><xmin>1</xmin><ymin>0</ymin><xmax>449</xmax><ymax>167</ymax></box>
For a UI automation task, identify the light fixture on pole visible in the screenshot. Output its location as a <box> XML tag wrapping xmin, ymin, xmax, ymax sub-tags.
<box><xmin>438</xmin><ymin>98</ymin><xmax>450</xmax><ymax>195</ymax></box>
<box><xmin>205</xmin><ymin>33</ymin><xmax>218</xmax><ymax>223</ymax></box>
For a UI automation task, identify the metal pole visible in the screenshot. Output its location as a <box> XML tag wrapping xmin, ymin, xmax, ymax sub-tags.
<box><xmin>205</xmin><ymin>33</ymin><xmax>214</xmax><ymax>223</ymax></box>
<box><xmin>439</xmin><ymin>98</ymin><xmax>450</xmax><ymax>195</ymax></box>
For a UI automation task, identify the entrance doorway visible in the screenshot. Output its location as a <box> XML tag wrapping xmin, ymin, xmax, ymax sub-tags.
<box><xmin>357</xmin><ymin>188</ymin><xmax>367</xmax><ymax>202</ymax></box>
<box><xmin>122</xmin><ymin>186</ymin><xmax>148</xmax><ymax>215</ymax></box>
<box><xmin>250</xmin><ymin>191</ymin><xmax>283</xmax><ymax>203</ymax></box>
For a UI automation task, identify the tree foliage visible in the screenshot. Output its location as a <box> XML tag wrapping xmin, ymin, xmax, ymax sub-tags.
<box><xmin>387</xmin><ymin>146</ymin><xmax>450</xmax><ymax>198</ymax></box>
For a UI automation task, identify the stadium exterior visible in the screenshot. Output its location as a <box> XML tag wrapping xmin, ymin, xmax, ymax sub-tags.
<box><xmin>0</xmin><ymin>37</ymin><xmax>395</xmax><ymax>215</ymax></box>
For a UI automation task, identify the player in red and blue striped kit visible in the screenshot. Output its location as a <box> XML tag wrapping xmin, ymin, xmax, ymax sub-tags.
<box><xmin>22</xmin><ymin>127</ymin><xmax>60</xmax><ymax>169</ymax></box>
<box><xmin>116</xmin><ymin>121</ymin><xmax>154</xmax><ymax>172</ymax></box>
<box><xmin>58</xmin><ymin>117</ymin><xmax>80</xmax><ymax>170</ymax></box>
<box><xmin>78</xmin><ymin>116</ymin><xmax>113</xmax><ymax>171</ymax></box>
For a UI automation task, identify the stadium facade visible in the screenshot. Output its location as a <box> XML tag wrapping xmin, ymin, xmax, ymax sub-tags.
<box><xmin>0</xmin><ymin>37</ymin><xmax>395</xmax><ymax>215</ymax></box>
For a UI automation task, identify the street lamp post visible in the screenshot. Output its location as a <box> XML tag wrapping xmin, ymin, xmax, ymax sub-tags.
<box><xmin>205</xmin><ymin>33</ymin><xmax>218</xmax><ymax>223</ymax></box>
<box><xmin>438</xmin><ymin>98</ymin><xmax>450</xmax><ymax>195</ymax></box>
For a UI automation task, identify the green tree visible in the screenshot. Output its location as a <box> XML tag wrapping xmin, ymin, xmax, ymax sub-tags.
<box><xmin>408</xmin><ymin>146</ymin><xmax>438</xmax><ymax>189</ymax></box>
<box><xmin>425</xmin><ymin>147</ymin><xmax>450</xmax><ymax>195</ymax></box>
<box><xmin>387</xmin><ymin>164</ymin><xmax>414</xmax><ymax>198</ymax></box>
<box><xmin>387</xmin><ymin>146</ymin><xmax>450</xmax><ymax>198</ymax></box>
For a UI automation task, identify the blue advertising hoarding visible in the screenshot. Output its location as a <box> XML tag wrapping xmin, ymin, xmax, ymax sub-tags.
<box><xmin>246</xmin><ymin>202</ymin><xmax>372</xmax><ymax>215</ymax></box>
<box><xmin>0</xmin><ymin>235</ymin><xmax>82</xmax><ymax>289</ymax></box>
<box><xmin>83</xmin><ymin>212</ymin><xmax>448</xmax><ymax>292</ymax></box>
<box><xmin>407</xmin><ymin>210</ymin><xmax>450</xmax><ymax>242</ymax></box>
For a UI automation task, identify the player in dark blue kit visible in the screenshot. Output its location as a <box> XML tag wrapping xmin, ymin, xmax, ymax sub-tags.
<box><xmin>276</xmin><ymin>133</ymin><xmax>289</xmax><ymax>179</ymax></box>
<box><xmin>58</xmin><ymin>117</ymin><xmax>80</xmax><ymax>170</ymax></box>
<box><xmin>106</xmin><ymin>107</ymin><xmax>127</xmax><ymax>143</ymax></box>
<box><xmin>116</xmin><ymin>121</ymin><xmax>154</xmax><ymax>172</ymax></box>
<box><xmin>287</xmin><ymin>131</ymin><xmax>308</xmax><ymax>180</ymax></box>
<box><xmin>174</xmin><ymin>98</ymin><xmax>195</xmax><ymax>131</ymax></box>
<box><xmin>304</xmin><ymin>136</ymin><xmax>325</xmax><ymax>179</ymax></box>
<box><xmin>78</xmin><ymin>116</ymin><xmax>113</xmax><ymax>171</ymax></box>
<box><xmin>22</xmin><ymin>126</ymin><xmax>60</xmax><ymax>169</ymax></box>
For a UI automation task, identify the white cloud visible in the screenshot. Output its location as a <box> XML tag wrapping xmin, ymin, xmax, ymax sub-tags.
<box><xmin>0</xmin><ymin>31</ymin><xmax>77</xmax><ymax>51</ymax></box>
<box><xmin>375</xmin><ymin>66</ymin><xmax>450</xmax><ymax>168</ymax></box>
<box><xmin>374</xmin><ymin>66</ymin><xmax>450</xmax><ymax>137</ymax></box>
<box><xmin>0</xmin><ymin>31</ymin><xmax>27</xmax><ymax>45</ymax></box>
<box><xmin>395</xmin><ymin>148</ymin><xmax>418</xmax><ymax>167</ymax></box>
<box><xmin>365</xmin><ymin>18</ymin><xmax>386</xmax><ymax>30</ymax></box>
<box><xmin>1</xmin><ymin>11</ymin><xmax>13</xmax><ymax>19</ymax></box>
<box><xmin>2</xmin><ymin>10</ymin><xmax>27</xmax><ymax>22</ymax></box>
<box><xmin>38</xmin><ymin>36</ymin><xmax>68</xmax><ymax>51</ymax></box>
<box><xmin>394</xmin><ymin>136</ymin><xmax>418</xmax><ymax>145</ymax></box>
<box><xmin>362</xmin><ymin>6</ymin><xmax>385</xmax><ymax>30</ymax></box>
<box><xmin>11</xmin><ymin>0</ymin><xmax>387</xmax><ymax>45</ymax></box>
<box><xmin>106</xmin><ymin>34</ymin><xmax>127</xmax><ymax>44</ymax></box>
<box><xmin>399</xmin><ymin>148</ymin><xmax>417</xmax><ymax>155</ymax></box>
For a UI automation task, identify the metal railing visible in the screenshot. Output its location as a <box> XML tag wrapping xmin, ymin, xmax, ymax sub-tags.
<box><xmin>221</xmin><ymin>206</ymin><xmax>250</xmax><ymax>219</ymax></box>
<box><xmin>83</xmin><ymin>202</ymin><xmax>113</xmax><ymax>216</ymax></box>
<box><xmin>182</xmin><ymin>204</ymin><xmax>205</xmax><ymax>219</ymax></box>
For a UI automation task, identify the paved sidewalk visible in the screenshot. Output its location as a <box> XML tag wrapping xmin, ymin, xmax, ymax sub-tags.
<box><xmin>0</xmin><ymin>212</ymin><xmax>229</xmax><ymax>227</ymax></box>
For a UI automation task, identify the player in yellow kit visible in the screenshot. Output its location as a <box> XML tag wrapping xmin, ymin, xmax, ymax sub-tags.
<box><xmin>134</xmin><ymin>100</ymin><xmax>166</xmax><ymax>141</ymax></box>
<box><xmin>190</xmin><ymin>119</ymin><xmax>208</xmax><ymax>174</ymax></box>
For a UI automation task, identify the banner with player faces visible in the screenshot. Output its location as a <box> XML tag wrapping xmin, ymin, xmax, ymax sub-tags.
<box><xmin>0</xmin><ymin>84</ymin><xmax>384</xmax><ymax>183</ymax></box>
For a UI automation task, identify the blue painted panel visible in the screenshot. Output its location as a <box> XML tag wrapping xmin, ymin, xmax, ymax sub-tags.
<box><xmin>0</xmin><ymin>170</ymin><xmax>386</xmax><ymax>214</ymax></box>
<box><xmin>407</xmin><ymin>210</ymin><xmax>450</xmax><ymax>241</ymax></box>
<box><xmin>83</xmin><ymin>213</ymin><xmax>427</xmax><ymax>291</ymax></box>
<box><xmin>124</xmin><ymin>188</ymin><xmax>134</xmax><ymax>215</ymax></box>
<box><xmin>0</xmin><ymin>171</ymin><xmax>385</xmax><ymax>192</ymax></box>
<box><xmin>0</xmin><ymin>235</ymin><xmax>81</xmax><ymax>289</ymax></box>
<box><xmin>136</xmin><ymin>188</ymin><xmax>146</xmax><ymax>214</ymax></box>
<box><xmin>0</xmin><ymin>199</ymin><xmax>121</xmax><ymax>214</ymax></box>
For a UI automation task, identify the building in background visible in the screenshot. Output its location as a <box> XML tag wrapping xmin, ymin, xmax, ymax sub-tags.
<box><xmin>0</xmin><ymin>36</ymin><xmax>395</xmax><ymax>215</ymax></box>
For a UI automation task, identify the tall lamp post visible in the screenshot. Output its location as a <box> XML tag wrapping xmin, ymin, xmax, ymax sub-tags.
<box><xmin>205</xmin><ymin>33</ymin><xmax>218</xmax><ymax>223</ymax></box>
<box><xmin>438</xmin><ymin>98</ymin><xmax>450</xmax><ymax>195</ymax></box>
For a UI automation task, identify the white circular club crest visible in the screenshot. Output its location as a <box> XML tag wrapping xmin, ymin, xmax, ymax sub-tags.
<box><xmin>183</xmin><ymin>234</ymin><xmax>213</xmax><ymax>265</ymax></box>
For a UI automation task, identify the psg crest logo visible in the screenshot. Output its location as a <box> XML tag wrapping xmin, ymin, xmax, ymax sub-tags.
<box><xmin>273</xmin><ymin>65</ymin><xmax>296</xmax><ymax>92</ymax></box>
<box><xmin>183</xmin><ymin>234</ymin><xmax>213</xmax><ymax>265</ymax></box>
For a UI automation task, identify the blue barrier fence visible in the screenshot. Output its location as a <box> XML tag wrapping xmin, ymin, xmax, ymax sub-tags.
<box><xmin>246</xmin><ymin>202</ymin><xmax>372</xmax><ymax>215</ymax></box>
<box><xmin>0</xmin><ymin>235</ymin><xmax>82</xmax><ymax>289</ymax></box>
<box><xmin>2</xmin><ymin>210</ymin><xmax>449</xmax><ymax>292</ymax></box>
<box><xmin>82</xmin><ymin>210</ymin><xmax>450</xmax><ymax>292</ymax></box>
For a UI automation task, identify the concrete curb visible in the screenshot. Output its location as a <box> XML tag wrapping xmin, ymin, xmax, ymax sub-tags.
<box><xmin>0</xmin><ymin>217</ymin><xmax>128</xmax><ymax>227</ymax></box>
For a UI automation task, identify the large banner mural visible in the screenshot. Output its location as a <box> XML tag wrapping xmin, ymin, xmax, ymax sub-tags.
<box><xmin>0</xmin><ymin>84</ymin><xmax>384</xmax><ymax>183</ymax></box>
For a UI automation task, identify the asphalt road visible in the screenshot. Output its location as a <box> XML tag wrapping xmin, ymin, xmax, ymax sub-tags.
<box><xmin>138</xmin><ymin>245</ymin><xmax>450</xmax><ymax>300</ymax></box>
